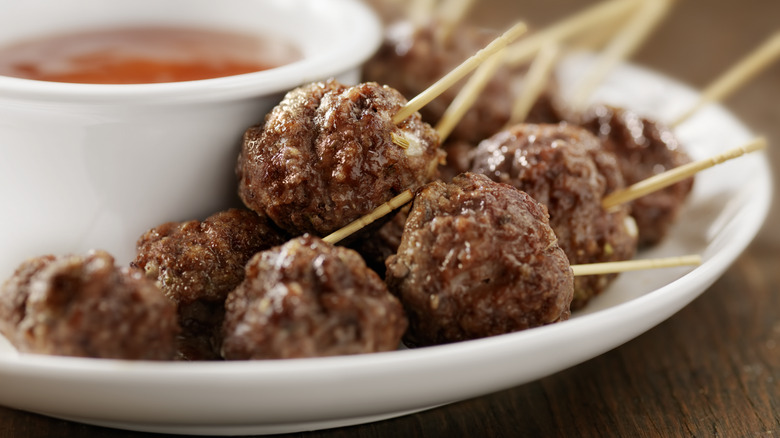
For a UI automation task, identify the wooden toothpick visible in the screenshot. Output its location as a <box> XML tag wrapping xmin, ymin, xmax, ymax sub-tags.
<box><xmin>569</xmin><ymin>0</ymin><xmax>674</xmax><ymax>111</ymax></box>
<box><xmin>507</xmin><ymin>42</ymin><xmax>561</xmax><ymax>126</ymax></box>
<box><xmin>392</xmin><ymin>22</ymin><xmax>528</xmax><ymax>124</ymax></box>
<box><xmin>601</xmin><ymin>137</ymin><xmax>767</xmax><ymax>209</ymax></box>
<box><xmin>504</xmin><ymin>0</ymin><xmax>641</xmax><ymax>67</ymax></box>
<box><xmin>435</xmin><ymin>0</ymin><xmax>476</xmax><ymax>44</ymax></box>
<box><xmin>571</xmin><ymin>254</ymin><xmax>701</xmax><ymax>276</ymax></box>
<box><xmin>434</xmin><ymin>50</ymin><xmax>506</xmax><ymax>142</ymax></box>
<box><xmin>322</xmin><ymin>190</ymin><xmax>414</xmax><ymax>244</ymax></box>
<box><xmin>408</xmin><ymin>0</ymin><xmax>437</xmax><ymax>29</ymax></box>
<box><xmin>671</xmin><ymin>32</ymin><xmax>780</xmax><ymax>127</ymax></box>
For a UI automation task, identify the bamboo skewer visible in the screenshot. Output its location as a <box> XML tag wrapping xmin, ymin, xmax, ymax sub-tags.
<box><xmin>568</xmin><ymin>13</ymin><xmax>629</xmax><ymax>53</ymax></box>
<box><xmin>504</xmin><ymin>0</ymin><xmax>641</xmax><ymax>67</ymax></box>
<box><xmin>571</xmin><ymin>255</ymin><xmax>701</xmax><ymax>276</ymax></box>
<box><xmin>392</xmin><ymin>22</ymin><xmax>528</xmax><ymax>124</ymax></box>
<box><xmin>334</xmin><ymin>0</ymin><xmax>765</xmax><ymax>265</ymax></box>
<box><xmin>322</xmin><ymin>190</ymin><xmax>414</xmax><ymax>245</ymax></box>
<box><xmin>507</xmin><ymin>42</ymin><xmax>561</xmax><ymax>126</ymax></box>
<box><xmin>328</xmin><ymin>134</ymin><xmax>765</xmax><ymax>249</ymax></box>
<box><xmin>375</xmin><ymin>135</ymin><xmax>766</xmax><ymax>249</ymax></box>
<box><xmin>434</xmin><ymin>50</ymin><xmax>507</xmax><ymax>142</ymax></box>
<box><xmin>435</xmin><ymin>0</ymin><xmax>476</xmax><ymax>44</ymax></box>
<box><xmin>602</xmin><ymin>137</ymin><xmax>767</xmax><ymax>209</ymax></box>
<box><xmin>379</xmin><ymin>23</ymin><xmax>528</xmax><ymax>236</ymax></box>
<box><xmin>324</xmin><ymin>189</ymin><xmax>702</xmax><ymax>276</ymax></box>
<box><xmin>408</xmin><ymin>0</ymin><xmax>437</xmax><ymax>28</ymax></box>
<box><xmin>671</xmin><ymin>31</ymin><xmax>780</xmax><ymax>128</ymax></box>
<box><xmin>570</xmin><ymin>0</ymin><xmax>674</xmax><ymax>111</ymax></box>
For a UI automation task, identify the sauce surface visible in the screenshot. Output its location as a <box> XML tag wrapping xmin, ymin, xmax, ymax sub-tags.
<box><xmin>0</xmin><ymin>26</ymin><xmax>301</xmax><ymax>84</ymax></box>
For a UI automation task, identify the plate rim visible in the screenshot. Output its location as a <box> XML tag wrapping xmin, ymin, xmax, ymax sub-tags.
<box><xmin>0</xmin><ymin>54</ymin><xmax>773</xmax><ymax>435</ymax></box>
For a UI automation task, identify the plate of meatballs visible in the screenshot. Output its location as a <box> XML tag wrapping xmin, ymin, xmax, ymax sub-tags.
<box><xmin>0</xmin><ymin>40</ymin><xmax>772</xmax><ymax>437</ymax></box>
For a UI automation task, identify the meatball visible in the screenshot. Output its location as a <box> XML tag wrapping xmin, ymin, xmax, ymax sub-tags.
<box><xmin>133</xmin><ymin>208</ymin><xmax>288</xmax><ymax>360</ymax></box>
<box><xmin>385</xmin><ymin>172</ymin><xmax>573</xmax><ymax>347</ymax></box>
<box><xmin>0</xmin><ymin>250</ymin><xmax>178</xmax><ymax>360</ymax></box>
<box><xmin>364</xmin><ymin>20</ymin><xmax>562</xmax><ymax>145</ymax></box>
<box><xmin>352</xmin><ymin>142</ymin><xmax>470</xmax><ymax>278</ymax></box>
<box><xmin>237</xmin><ymin>79</ymin><xmax>443</xmax><ymax>237</ymax></box>
<box><xmin>221</xmin><ymin>235</ymin><xmax>407</xmax><ymax>360</ymax></box>
<box><xmin>0</xmin><ymin>255</ymin><xmax>56</xmax><ymax>339</ymax></box>
<box><xmin>469</xmin><ymin>124</ymin><xmax>637</xmax><ymax>309</ymax></box>
<box><xmin>579</xmin><ymin>104</ymin><xmax>694</xmax><ymax>246</ymax></box>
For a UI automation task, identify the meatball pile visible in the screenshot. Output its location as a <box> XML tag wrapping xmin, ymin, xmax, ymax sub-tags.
<box><xmin>237</xmin><ymin>79</ymin><xmax>443</xmax><ymax>237</ymax></box>
<box><xmin>363</xmin><ymin>20</ymin><xmax>562</xmax><ymax>146</ymax></box>
<box><xmin>132</xmin><ymin>208</ymin><xmax>288</xmax><ymax>360</ymax></box>
<box><xmin>0</xmin><ymin>5</ymin><xmax>699</xmax><ymax>360</ymax></box>
<box><xmin>0</xmin><ymin>250</ymin><xmax>178</xmax><ymax>360</ymax></box>
<box><xmin>222</xmin><ymin>235</ymin><xmax>407</xmax><ymax>359</ymax></box>
<box><xmin>364</xmin><ymin>21</ymin><xmax>514</xmax><ymax>145</ymax></box>
<box><xmin>385</xmin><ymin>173</ymin><xmax>574</xmax><ymax>347</ymax></box>
<box><xmin>579</xmin><ymin>104</ymin><xmax>694</xmax><ymax>246</ymax></box>
<box><xmin>470</xmin><ymin>123</ymin><xmax>637</xmax><ymax>308</ymax></box>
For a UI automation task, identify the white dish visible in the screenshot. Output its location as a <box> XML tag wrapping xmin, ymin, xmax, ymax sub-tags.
<box><xmin>0</xmin><ymin>55</ymin><xmax>772</xmax><ymax>436</ymax></box>
<box><xmin>0</xmin><ymin>0</ymin><xmax>381</xmax><ymax>279</ymax></box>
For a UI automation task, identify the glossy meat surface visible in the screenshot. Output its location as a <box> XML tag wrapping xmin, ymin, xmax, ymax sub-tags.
<box><xmin>0</xmin><ymin>250</ymin><xmax>178</xmax><ymax>360</ymax></box>
<box><xmin>580</xmin><ymin>104</ymin><xmax>694</xmax><ymax>246</ymax></box>
<box><xmin>385</xmin><ymin>173</ymin><xmax>573</xmax><ymax>346</ymax></box>
<box><xmin>470</xmin><ymin>124</ymin><xmax>637</xmax><ymax>308</ymax></box>
<box><xmin>237</xmin><ymin>79</ymin><xmax>442</xmax><ymax>237</ymax></box>
<box><xmin>133</xmin><ymin>208</ymin><xmax>287</xmax><ymax>360</ymax></box>
<box><xmin>364</xmin><ymin>21</ymin><xmax>561</xmax><ymax>145</ymax></box>
<box><xmin>222</xmin><ymin>235</ymin><xmax>407</xmax><ymax>359</ymax></box>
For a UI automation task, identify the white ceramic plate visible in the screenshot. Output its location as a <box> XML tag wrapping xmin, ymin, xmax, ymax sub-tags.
<box><xmin>0</xmin><ymin>54</ymin><xmax>772</xmax><ymax>436</ymax></box>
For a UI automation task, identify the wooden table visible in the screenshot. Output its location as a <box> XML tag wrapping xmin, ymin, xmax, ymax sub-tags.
<box><xmin>2</xmin><ymin>1</ymin><xmax>778</xmax><ymax>436</ymax></box>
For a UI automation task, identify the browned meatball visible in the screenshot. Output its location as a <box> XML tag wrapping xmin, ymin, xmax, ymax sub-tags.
<box><xmin>0</xmin><ymin>250</ymin><xmax>178</xmax><ymax>360</ymax></box>
<box><xmin>469</xmin><ymin>124</ymin><xmax>637</xmax><ymax>309</ymax></box>
<box><xmin>351</xmin><ymin>141</ymin><xmax>469</xmax><ymax>278</ymax></box>
<box><xmin>363</xmin><ymin>21</ymin><xmax>562</xmax><ymax>145</ymax></box>
<box><xmin>385</xmin><ymin>173</ymin><xmax>573</xmax><ymax>347</ymax></box>
<box><xmin>349</xmin><ymin>135</ymin><xmax>485</xmax><ymax>277</ymax></box>
<box><xmin>132</xmin><ymin>208</ymin><xmax>288</xmax><ymax>360</ymax></box>
<box><xmin>221</xmin><ymin>235</ymin><xmax>407</xmax><ymax>360</ymax></box>
<box><xmin>237</xmin><ymin>79</ymin><xmax>443</xmax><ymax>237</ymax></box>
<box><xmin>0</xmin><ymin>255</ymin><xmax>56</xmax><ymax>340</ymax></box>
<box><xmin>579</xmin><ymin>104</ymin><xmax>694</xmax><ymax>246</ymax></box>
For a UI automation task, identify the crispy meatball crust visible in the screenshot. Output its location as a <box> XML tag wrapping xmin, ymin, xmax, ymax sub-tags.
<box><xmin>133</xmin><ymin>208</ymin><xmax>288</xmax><ymax>360</ymax></box>
<box><xmin>221</xmin><ymin>235</ymin><xmax>407</xmax><ymax>360</ymax></box>
<box><xmin>385</xmin><ymin>173</ymin><xmax>574</xmax><ymax>347</ymax></box>
<box><xmin>0</xmin><ymin>250</ymin><xmax>178</xmax><ymax>360</ymax></box>
<box><xmin>236</xmin><ymin>79</ymin><xmax>443</xmax><ymax>237</ymax></box>
<box><xmin>134</xmin><ymin>209</ymin><xmax>287</xmax><ymax>304</ymax></box>
<box><xmin>579</xmin><ymin>104</ymin><xmax>694</xmax><ymax>247</ymax></box>
<box><xmin>470</xmin><ymin>124</ymin><xmax>637</xmax><ymax>309</ymax></box>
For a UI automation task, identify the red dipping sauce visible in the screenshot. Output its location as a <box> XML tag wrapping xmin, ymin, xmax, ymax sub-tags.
<box><xmin>0</xmin><ymin>26</ymin><xmax>301</xmax><ymax>84</ymax></box>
